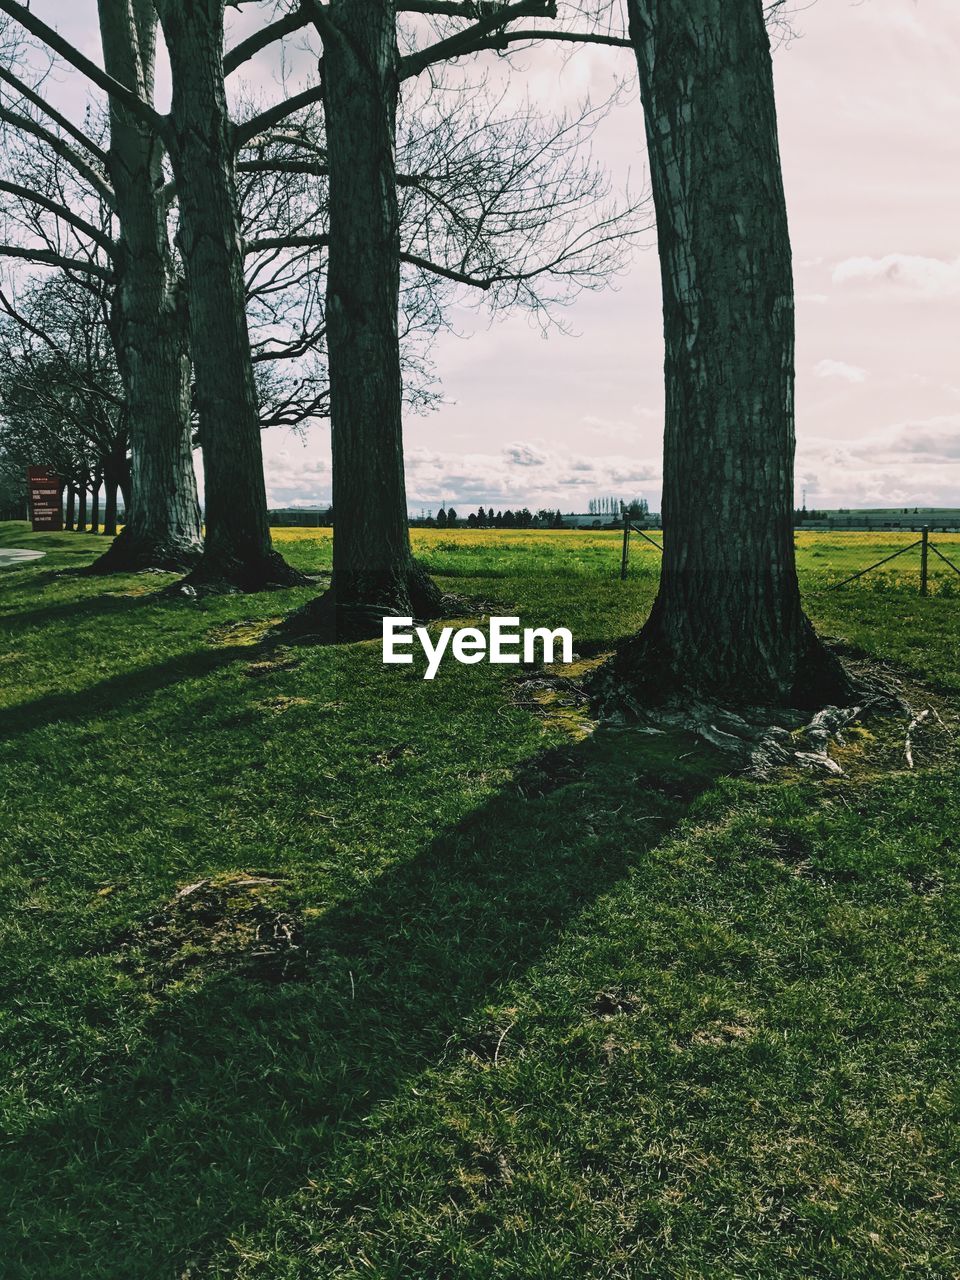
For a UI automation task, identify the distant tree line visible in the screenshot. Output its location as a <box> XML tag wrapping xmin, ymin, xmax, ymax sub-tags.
<box><xmin>409</xmin><ymin>506</ymin><xmax>569</xmax><ymax>530</ymax></box>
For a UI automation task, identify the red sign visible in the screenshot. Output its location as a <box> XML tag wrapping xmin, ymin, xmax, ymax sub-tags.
<box><xmin>28</xmin><ymin>467</ymin><xmax>63</xmax><ymax>531</ymax></box>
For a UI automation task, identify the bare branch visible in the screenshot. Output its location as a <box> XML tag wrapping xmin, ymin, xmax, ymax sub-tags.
<box><xmin>237</xmin><ymin>157</ymin><xmax>328</xmax><ymax>179</ymax></box>
<box><xmin>0</xmin><ymin>180</ymin><xmax>115</xmax><ymax>253</ymax></box>
<box><xmin>461</xmin><ymin>27</ymin><xmax>632</xmax><ymax>50</ymax></box>
<box><xmin>0</xmin><ymin>243</ymin><xmax>113</xmax><ymax>281</ymax></box>
<box><xmin>234</xmin><ymin>83</ymin><xmax>326</xmax><ymax>149</ymax></box>
<box><xmin>399</xmin><ymin>1</ymin><xmax>494</xmax><ymax>13</ymax></box>
<box><xmin>0</xmin><ymin>0</ymin><xmax>164</xmax><ymax>132</ymax></box>
<box><xmin>244</xmin><ymin>232</ymin><xmax>329</xmax><ymax>255</ymax></box>
<box><xmin>400</xmin><ymin>0</ymin><xmax>557</xmax><ymax>79</ymax></box>
<box><xmin>0</xmin><ymin>106</ymin><xmax>115</xmax><ymax>207</ymax></box>
<box><xmin>400</xmin><ymin>250</ymin><xmax>491</xmax><ymax>289</ymax></box>
<box><xmin>224</xmin><ymin>3</ymin><xmax>313</xmax><ymax>77</ymax></box>
<box><xmin>0</xmin><ymin>65</ymin><xmax>109</xmax><ymax>164</ymax></box>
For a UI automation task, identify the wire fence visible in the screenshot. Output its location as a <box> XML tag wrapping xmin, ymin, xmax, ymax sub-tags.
<box><xmin>620</xmin><ymin>524</ymin><xmax>960</xmax><ymax>598</ymax></box>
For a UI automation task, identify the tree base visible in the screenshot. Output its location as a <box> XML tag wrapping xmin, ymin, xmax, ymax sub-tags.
<box><xmin>80</xmin><ymin>527</ymin><xmax>203</xmax><ymax>576</ymax></box>
<box><xmin>590</xmin><ymin>611</ymin><xmax>857</xmax><ymax>721</ymax></box>
<box><xmin>282</xmin><ymin>560</ymin><xmax>443</xmax><ymax>643</ymax></box>
<box><xmin>170</xmin><ymin>548</ymin><xmax>311</xmax><ymax>595</ymax></box>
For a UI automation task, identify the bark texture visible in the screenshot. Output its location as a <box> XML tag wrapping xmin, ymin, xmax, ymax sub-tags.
<box><xmin>320</xmin><ymin>0</ymin><xmax>440</xmax><ymax>636</ymax></box>
<box><xmin>156</xmin><ymin>0</ymin><xmax>302</xmax><ymax>590</ymax></box>
<box><xmin>88</xmin><ymin>0</ymin><xmax>203</xmax><ymax>575</ymax></box>
<box><xmin>619</xmin><ymin>0</ymin><xmax>848</xmax><ymax>707</ymax></box>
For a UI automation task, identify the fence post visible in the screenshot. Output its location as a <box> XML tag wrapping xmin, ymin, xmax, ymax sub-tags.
<box><xmin>620</xmin><ymin>517</ymin><xmax>630</xmax><ymax>580</ymax></box>
<box><xmin>920</xmin><ymin>526</ymin><xmax>929</xmax><ymax>597</ymax></box>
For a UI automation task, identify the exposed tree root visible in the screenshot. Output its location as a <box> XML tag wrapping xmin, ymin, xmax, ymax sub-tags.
<box><xmin>582</xmin><ymin>642</ymin><xmax>954</xmax><ymax>780</ymax></box>
<box><xmin>167</xmin><ymin>549</ymin><xmax>311</xmax><ymax>597</ymax></box>
<box><xmin>905</xmin><ymin>707</ymin><xmax>948</xmax><ymax>770</ymax></box>
<box><xmin>279</xmin><ymin>559</ymin><xmax>448</xmax><ymax>643</ymax></box>
<box><xmin>593</xmin><ymin>699</ymin><xmax>866</xmax><ymax>778</ymax></box>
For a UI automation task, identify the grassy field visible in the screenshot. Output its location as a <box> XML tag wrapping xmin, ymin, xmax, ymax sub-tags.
<box><xmin>1</xmin><ymin>521</ymin><xmax>958</xmax><ymax>1279</ymax></box>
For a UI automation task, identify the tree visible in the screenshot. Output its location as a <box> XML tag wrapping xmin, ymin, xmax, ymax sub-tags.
<box><xmin>0</xmin><ymin>274</ymin><xmax>130</xmax><ymax>536</ymax></box>
<box><xmin>307</xmin><ymin>0</ymin><xmax>437</xmax><ymax>633</ymax></box>
<box><xmin>446</xmin><ymin>506</ymin><xmax>457</xmax><ymax>527</ymax></box>
<box><xmin>301</xmin><ymin>0</ymin><xmax>643</xmax><ymax>635</ymax></box>
<box><xmin>0</xmin><ymin>448</ymin><xmax>27</xmax><ymax>519</ymax></box>
<box><xmin>2</xmin><ymin>0</ymin><xmax>641</xmax><ymax>607</ymax></box>
<box><xmin>93</xmin><ymin>0</ymin><xmax>202</xmax><ymax>571</ymax></box>
<box><xmin>152</xmin><ymin>0</ymin><xmax>306</xmax><ymax>589</ymax></box>
<box><xmin>0</xmin><ymin>2</ymin><xmax>202</xmax><ymax>570</ymax></box>
<box><xmin>0</xmin><ymin>0</ymin><xmax>314</xmax><ymax>588</ymax></box>
<box><xmin>606</xmin><ymin>0</ymin><xmax>849</xmax><ymax>707</ymax></box>
<box><xmin>551</xmin><ymin>509</ymin><xmax>565</xmax><ymax>529</ymax></box>
<box><xmin>435</xmin><ymin>507</ymin><xmax>447</xmax><ymax>528</ymax></box>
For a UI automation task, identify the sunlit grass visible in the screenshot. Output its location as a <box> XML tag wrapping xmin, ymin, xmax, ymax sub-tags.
<box><xmin>0</xmin><ymin>520</ymin><xmax>958</xmax><ymax>1279</ymax></box>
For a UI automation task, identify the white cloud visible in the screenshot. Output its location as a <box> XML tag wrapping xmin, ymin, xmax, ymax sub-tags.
<box><xmin>797</xmin><ymin>413</ymin><xmax>960</xmax><ymax>507</ymax></box>
<box><xmin>260</xmin><ymin>432</ymin><xmax>661</xmax><ymax>512</ymax></box>
<box><xmin>814</xmin><ymin>358</ymin><xmax>868</xmax><ymax>383</ymax></box>
<box><xmin>503</xmin><ymin>442</ymin><xmax>548</xmax><ymax>467</ymax></box>
<box><xmin>402</xmin><ymin>444</ymin><xmax>660</xmax><ymax>510</ymax></box>
<box><xmin>832</xmin><ymin>254</ymin><xmax>960</xmax><ymax>299</ymax></box>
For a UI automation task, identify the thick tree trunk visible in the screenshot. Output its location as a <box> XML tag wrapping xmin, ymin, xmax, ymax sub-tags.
<box><xmin>317</xmin><ymin>0</ymin><xmax>440</xmax><ymax>636</ymax></box>
<box><xmin>155</xmin><ymin>0</ymin><xmax>303</xmax><ymax>591</ymax></box>
<box><xmin>90</xmin><ymin>476</ymin><xmax>100</xmax><ymax>533</ymax></box>
<box><xmin>65</xmin><ymin>483</ymin><xmax>76</xmax><ymax>531</ymax></box>
<box><xmin>87</xmin><ymin>0</ymin><xmax>202</xmax><ymax>576</ymax></box>
<box><xmin>616</xmin><ymin>0</ymin><xmax>849</xmax><ymax>708</ymax></box>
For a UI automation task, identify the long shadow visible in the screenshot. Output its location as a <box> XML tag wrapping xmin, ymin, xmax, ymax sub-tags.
<box><xmin>0</xmin><ymin>592</ymin><xmax>149</xmax><ymax>635</ymax></box>
<box><xmin>2</xmin><ymin>728</ymin><xmax>722</xmax><ymax>1278</ymax></box>
<box><xmin>0</xmin><ymin>644</ymin><xmax>256</xmax><ymax>742</ymax></box>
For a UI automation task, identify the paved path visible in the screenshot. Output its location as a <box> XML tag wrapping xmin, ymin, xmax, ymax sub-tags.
<box><xmin>0</xmin><ymin>548</ymin><xmax>45</xmax><ymax>568</ymax></box>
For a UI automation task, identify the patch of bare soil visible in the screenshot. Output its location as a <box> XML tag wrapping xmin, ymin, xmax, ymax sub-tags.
<box><xmin>118</xmin><ymin>873</ymin><xmax>308</xmax><ymax>988</ymax></box>
<box><xmin>510</xmin><ymin>654</ymin><xmax>608</xmax><ymax>742</ymax></box>
<box><xmin>205</xmin><ymin>618</ymin><xmax>284</xmax><ymax>648</ymax></box>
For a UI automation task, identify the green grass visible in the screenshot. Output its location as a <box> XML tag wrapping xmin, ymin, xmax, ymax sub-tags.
<box><xmin>1</xmin><ymin>521</ymin><xmax>958</xmax><ymax>1279</ymax></box>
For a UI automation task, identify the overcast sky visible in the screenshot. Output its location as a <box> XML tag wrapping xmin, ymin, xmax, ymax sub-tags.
<box><xmin>14</xmin><ymin>0</ymin><xmax>960</xmax><ymax>513</ymax></box>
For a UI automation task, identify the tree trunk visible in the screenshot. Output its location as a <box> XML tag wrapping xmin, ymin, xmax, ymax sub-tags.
<box><xmin>65</xmin><ymin>482</ymin><xmax>76</xmax><ymax>531</ymax></box>
<box><xmin>155</xmin><ymin>0</ymin><xmax>303</xmax><ymax>591</ymax></box>
<box><xmin>102</xmin><ymin>469</ymin><xmax>119</xmax><ymax>538</ymax></box>
<box><xmin>87</xmin><ymin>0</ymin><xmax>203</xmax><ymax>576</ymax></box>
<box><xmin>118</xmin><ymin>461</ymin><xmax>131</xmax><ymax>515</ymax></box>
<box><xmin>75</xmin><ymin>483</ymin><xmax>87</xmax><ymax>532</ymax></box>
<box><xmin>90</xmin><ymin>475</ymin><xmax>100</xmax><ymax>533</ymax></box>
<box><xmin>615</xmin><ymin>0</ymin><xmax>849</xmax><ymax>708</ymax></box>
<box><xmin>316</xmin><ymin>0</ymin><xmax>440</xmax><ymax>636</ymax></box>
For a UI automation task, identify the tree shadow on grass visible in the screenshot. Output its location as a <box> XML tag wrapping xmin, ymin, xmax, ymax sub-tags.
<box><xmin>0</xmin><ymin>644</ymin><xmax>258</xmax><ymax>741</ymax></box>
<box><xmin>2</xmin><ymin>727</ymin><xmax>723</xmax><ymax>1279</ymax></box>
<box><xmin>0</xmin><ymin>591</ymin><xmax>153</xmax><ymax>635</ymax></box>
